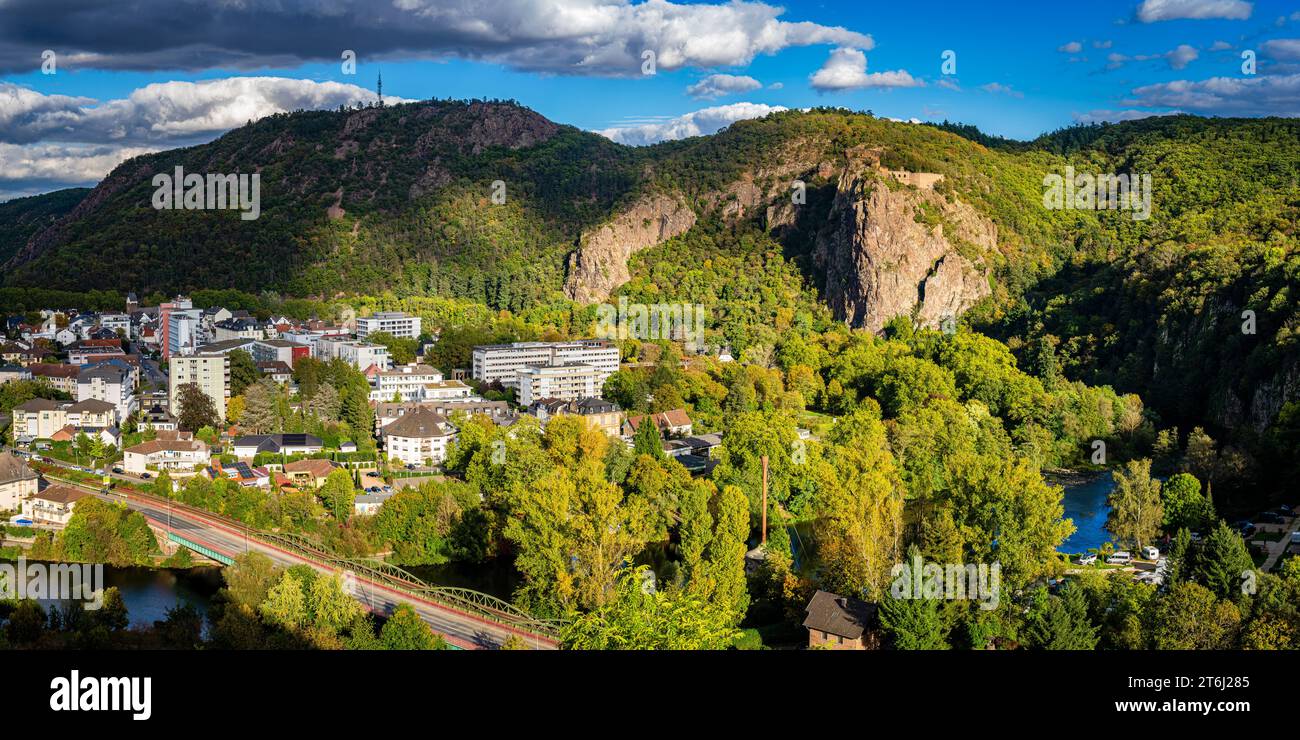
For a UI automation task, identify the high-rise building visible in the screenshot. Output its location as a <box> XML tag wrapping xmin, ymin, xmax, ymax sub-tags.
<box><xmin>168</xmin><ymin>352</ymin><xmax>230</xmax><ymax>422</ymax></box>
<box><xmin>515</xmin><ymin>363</ymin><xmax>602</xmax><ymax>406</ymax></box>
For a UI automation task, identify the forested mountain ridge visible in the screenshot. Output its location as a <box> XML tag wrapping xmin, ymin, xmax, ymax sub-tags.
<box><xmin>2</xmin><ymin>102</ymin><xmax>1297</xmax><ymax>502</ymax></box>
<box><xmin>0</xmin><ymin>188</ymin><xmax>89</xmax><ymax>266</ymax></box>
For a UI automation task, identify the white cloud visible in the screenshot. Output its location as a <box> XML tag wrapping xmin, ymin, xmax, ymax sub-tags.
<box><xmin>980</xmin><ymin>82</ymin><xmax>1023</xmax><ymax>98</ymax></box>
<box><xmin>1125</xmin><ymin>72</ymin><xmax>1300</xmax><ymax>115</ymax></box>
<box><xmin>0</xmin><ymin>77</ymin><xmax>407</xmax><ymax>146</ymax></box>
<box><xmin>1136</xmin><ymin>0</ymin><xmax>1253</xmax><ymax>22</ymax></box>
<box><xmin>936</xmin><ymin>78</ymin><xmax>962</xmax><ymax>91</ymax></box>
<box><xmin>597</xmin><ymin>102</ymin><xmax>786</xmax><ymax>145</ymax></box>
<box><xmin>1168</xmin><ymin>43</ymin><xmax>1200</xmax><ymax>69</ymax></box>
<box><xmin>1058</xmin><ymin>41</ymin><xmax>1084</xmax><ymax>53</ymax></box>
<box><xmin>0</xmin><ymin>141</ymin><xmax>159</xmax><ymax>199</ymax></box>
<box><xmin>685</xmin><ymin>73</ymin><xmax>763</xmax><ymax>99</ymax></box>
<box><xmin>1263</xmin><ymin>38</ymin><xmax>1300</xmax><ymax>60</ymax></box>
<box><xmin>1210</xmin><ymin>40</ymin><xmax>1234</xmax><ymax>50</ymax></box>
<box><xmin>1093</xmin><ymin>40</ymin><xmax>1114</xmax><ymax>49</ymax></box>
<box><xmin>808</xmin><ymin>47</ymin><xmax>923</xmax><ymax>91</ymax></box>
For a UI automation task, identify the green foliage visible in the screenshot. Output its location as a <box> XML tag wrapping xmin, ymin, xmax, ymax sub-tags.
<box><xmin>561</xmin><ymin>566</ymin><xmax>741</xmax><ymax>650</ymax></box>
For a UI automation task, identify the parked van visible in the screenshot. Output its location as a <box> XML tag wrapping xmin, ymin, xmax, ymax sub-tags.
<box><xmin>1142</xmin><ymin>545</ymin><xmax>1160</xmax><ymax>560</ymax></box>
<box><xmin>1106</xmin><ymin>551</ymin><xmax>1132</xmax><ymax>565</ymax></box>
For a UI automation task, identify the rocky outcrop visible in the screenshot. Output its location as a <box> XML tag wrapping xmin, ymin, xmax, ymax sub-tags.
<box><xmin>563</xmin><ymin>193</ymin><xmax>697</xmax><ymax>303</ymax></box>
<box><xmin>814</xmin><ymin>153</ymin><xmax>993</xmax><ymax>334</ymax></box>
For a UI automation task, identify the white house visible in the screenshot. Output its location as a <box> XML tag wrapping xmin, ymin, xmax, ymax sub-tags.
<box><xmin>380</xmin><ymin>408</ymin><xmax>456</xmax><ymax>466</ymax></box>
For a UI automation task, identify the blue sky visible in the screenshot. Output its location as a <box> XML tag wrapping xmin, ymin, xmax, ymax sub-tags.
<box><xmin>2</xmin><ymin>0</ymin><xmax>1299</xmax><ymax>200</ymax></box>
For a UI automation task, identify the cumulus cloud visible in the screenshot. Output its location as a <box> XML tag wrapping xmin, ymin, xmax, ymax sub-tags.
<box><xmin>808</xmin><ymin>48</ymin><xmax>923</xmax><ymax>91</ymax></box>
<box><xmin>1124</xmin><ymin>72</ymin><xmax>1300</xmax><ymax>115</ymax></box>
<box><xmin>1263</xmin><ymin>38</ymin><xmax>1300</xmax><ymax>60</ymax></box>
<box><xmin>1168</xmin><ymin>44</ymin><xmax>1200</xmax><ymax>68</ymax></box>
<box><xmin>1136</xmin><ymin>0</ymin><xmax>1253</xmax><ymax>23</ymax></box>
<box><xmin>0</xmin><ymin>77</ymin><xmax>409</xmax><ymax>197</ymax></box>
<box><xmin>597</xmin><ymin>102</ymin><xmax>786</xmax><ymax>145</ymax></box>
<box><xmin>1058</xmin><ymin>41</ymin><xmax>1084</xmax><ymax>53</ymax></box>
<box><xmin>1210</xmin><ymin>40</ymin><xmax>1234</xmax><ymax>50</ymax></box>
<box><xmin>1107</xmin><ymin>44</ymin><xmax>1202</xmax><ymax>70</ymax></box>
<box><xmin>1093</xmin><ymin>40</ymin><xmax>1114</xmax><ymax>49</ymax></box>
<box><xmin>0</xmin><ymin>0</ymin><xmax>873</xmax><ymax>76</ymax></box>
<box><xmin>0</xmin><ymin>78</ymin><xmax>406</xmax><ymax>146</ymax></box>
<box><xmin>686</xmin><ymin>73</ymin><xmax>763</xmax><ymax>99</ymax></box>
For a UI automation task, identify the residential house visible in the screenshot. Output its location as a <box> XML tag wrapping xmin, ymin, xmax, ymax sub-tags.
<box><xmin>11</xmin><ymin>398</ymin><xmax>117</xmax><ymax>441</ymax></box>
<box><xmin>0</xmin><ymin>451</ymin><xmax>38</xmax><ymax>511</ymax></box>
<box><xmin>212</xmin><ymin>317</ymin><xmax>265</xmax><ymax>343</ymax></box>
<box><xmin>123</xmin><ymin>436</ymin><xmax>210</xmax><ymax>475</ymax></box>
<box><xmin>622</xmin><ymin>409</ymin><xmax>694</xmax><ymax>439</ymax></box>
<box><xmin>231</xmin><ymin>433</ymin><xmax>324</xmax><ymax>459</ymax></box>
<box><xmin>802</xmin><ymin>590</ymin><xmax>880</xmax><ymax>650</ymax></box>
<box><xmin>0</xmin><ymin>365</ymin><xmax>32</xmax><ymax>384</ymax></box>
<box><xmin>77</xmin><ymin>362</ymin><xmax>137</xmax><ymax>424</ymax></box>
<box><xmin>27</xmin><ymin>363</ymin><xmax>80</xmax><ymax>394</ymax></box>
<box><xmin>21</xmin><ymin>485</ymin><xmax>90</xmax><ymax>526</ymax></box>
<box><xmin>204</xmin><ymin>460</ymin><xmax>271</xmax><ymax>488</ymax></box>
<box><xmin>257</xmin><ymin>361</ymin><xmax>294</xmax><ymax>384</ymax></box>
<box><xmin>528</xmin><ymin>397</ymin><xmax>622</xmax><ymax>437</ymax></box>
<box><xmin>354</xmin><ymin>492</ymin><xmax>394</xmax><ymax>516</ymax></box>
<box><xmin>280</xmin><ymin>458</ymin><xmax>338</xmax><ymax>489</ymax></box>
<box><xmin>373</xmin><ymin>400</ymin><xmax>510</xmax><ymax>434</ymax></box>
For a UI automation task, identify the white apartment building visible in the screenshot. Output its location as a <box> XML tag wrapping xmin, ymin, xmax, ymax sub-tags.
<box><xmin>317</xmin><ymin>338</ymin><xmax>390</xmax><ymax>372</ymax></box>
<box><xmin>280</xmin><ymin>328</ymin><xmax>349</xmax><ymax>356</ymax></box>
<box><xmin>422</xmin><ymin>379</ymin><xmax>475</xmax><ymax>402</ymax></box>
<box><xmin>471</xmin><ymin>340</ymin><xmax>619</xmax><ymax>390</ymax></box>
<box><xmin>368</xmin><ymin>363</ymin><xmax>444</xmax><ymax>402</ymax></box>
<box><xmin>357</xmin><ymin>311</ymin><xmax>422</xmax><ymax>340</ymax></box>
<box><xmin>212</xmin><ymin>318</ymin><xmax>264</xmax><ymax>343</ymax></box>
<box><xmin>516</xmin><ymin>363</ymin><xmax>601</xmax><ymax>406</ymax></box>
<box><xmin>98</xmin><ymin>313</ymin><xmax>131</xmax><ymax>336</ymax></box>
<box><xmin>380</xmin><ymin>408</ymin><xmax>456</xmax><ymax>466</ymax></box>
<box><xmin>168</xmin><ymin>352</ymin><xmax>230</xmax><ymax>421</ymax></box>
<box><xmin>77</xmin><ymin>363</ymin><xmax>137</xmax><ymax>424</ymax></box>
<box><xmin>167</xmin><ymin>307</ymin><xmax>204</xmax><ymax>357</ymax></box>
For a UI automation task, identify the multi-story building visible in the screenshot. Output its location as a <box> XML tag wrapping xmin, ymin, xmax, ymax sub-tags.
<box><xmin>77</xmin><ymin>362</ymin><xmax>137</xmax><ymax>424</ymax></box>
<box><xmin>212</xmin><ymin>317</ymin><xmax>264</xmax><ymax>343</ymax></box>
<box><xmin>516</xmin><ymin>363</ymin><xmax>601</xmax><ymax>406</ymax></box>
<box><xmin>22</xmin><ymin>485</ymin><xmax>90</xmax><ymax>526</ymax></box>
<box><xmin>280</xmin><ymin>327</ymin><xmax>349</xmax><ymax>357</ymax></box>
<box><xmin>317</xmin><ymin>338</ymin><xmax>390</xmax><ymax>372</ymax></box>
<box><xmin>374</xmin><ymin>400</ymin><xmax>511</xmax><ymax>434</ymax></box>
<box><xmin>251</xmin><ymin>339</ymin><xmax>309</xmax><ymax>367</ymax></box>
<box><xmin>471</xmin><ymin>340</ymin><xmax>618</xmax><ymax>390</ymax></box>
<box><xmin>0</xmin><ymin>451</ymin><xmax>38</xmax><ymax>511</ymax></box>
<box><xmin>98</xmin><ymin>313</ymin><xmax>131</xmax><ymax>336</ymax></box>
<box><xmin>356</xmin><ymin>311</ymin><xmax>421</xmax><ymax>340</ymax></box>
<box><xmin>380</xmin><ymin>408</ymin><xmax>456</xmax><ymax>466</ymax></box>
<box><xmin>159</xmin><ymin>296</ymin><xmax>194</xmax><ymax>360</ymax></box>
<box><xmin>368</xmin><ymin>363</ymin><xmax>444</xmax><ymax>402</ymax></box>
<box><xmin>528</xmin><ymin>397</ymin><xmax>623</xmax><ymax>437</ymax></box>
<box><xmin>167</xmin><ymin>307</ymin><xmax>204</xmax><ymax>358</ymax></box>
<box><xmin>27</xmin><ymin>363</ymin><xmax>80</xmax><ymax>394</ymax></box>
<box><xmin>421</xmin><ymin>379</ymin><xmax>475</xmax><ymax>402</ymax></box>
<box><xmin>0</xmin><ymin>365</ymin><xmax>32</xmax><ymax>384</ymax></box>
<box><xmin>10</xmin><ymin>398</ymin><xmax>118</xmax><ymax>441</ymax></box>
<box><xmin>168</xmin><ymin>352</ymin><xmax>230</xmax><ymax>421</ymax></box>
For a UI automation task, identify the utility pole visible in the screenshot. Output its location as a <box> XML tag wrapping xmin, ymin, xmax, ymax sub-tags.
<box><xmin>760</xmin><ymin>454</ymin><xmax>768</xmax><ymax>546</ymax></box>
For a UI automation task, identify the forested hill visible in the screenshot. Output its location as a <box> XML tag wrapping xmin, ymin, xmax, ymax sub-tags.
<box><xmin>2</xmin><ymin>103</ymin><xmax>1298</xmax><ymax>500</ymax></box>
<box><xmin>0</xmin><ymin>188</ymin><xmax>89</xmax><ymax>266</ymax></box>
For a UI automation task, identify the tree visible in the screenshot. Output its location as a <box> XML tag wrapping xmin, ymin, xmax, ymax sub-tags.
<box><xmin>1106</xmin><ymin>458</ymin><xmax>1163</xmax><ymax>550</ymax></box>
<box><xmin>240</xmin><ymin>378</ymin><xmax>282</xmax><ymax>433</ymax></box>
<box><xmin>176</xmin><ymin>382</ymin><xmax>219</xmax><ymax>432</ymax></box>
<box><xmin>305</xmin><ymin>382</ymin><xmax>340</xmax><ymax>422</ymax></box>
<box><xmin>1161</xmin><ymin>473</ymin><xmax>1212</xmax><ymax>531</ymax></box>
<box><xmin>631</xmin><ymin>416</ymin><xmax>664</xmax><ymax>459</ymax></box>
<box><xmin>228</xmin><ymin>350</ymin><xmax>258</xmax><ymax>396</ymax></box>
<box><xmin>260</xmin><ymin>572</ymin><xmax>308</xmax><ymax>630</ymax></box>
<box><xmin>1024</xmin><ymin>586</ymin><xmax>1099</xmax><ymax>650</ymax></box>
<box><xmin>705</xmin><ymin>484</ymin><xmax>751</xmax><ymax>626</ymax></box>
<box><xmin>1151</xmin><ymin>582</ymin><xmax>1240</xmax><ymax>649</ymax></box>
<box><xmin>880</xmin><ymin>548</ymin><xmax>949</xmax><ymax>650</ymax></box>
<box><xmin>318</xmin><ymin>468</ymin><xmax>357</xmax><ymax>522</ymax></box>
<box><xmin>380</xmin><ymin>604</ymin><xmax>447</xmax><ymax>650</ymax></box>
<box><xmin>561</xmin><ymin>566</ymin><xmax>740</xmax><ymax>650</ymax></box>
<box><xmin>1195</xmin><ymin>520</ymin><xmax>1253</xmax><ymax>599</ymax></box>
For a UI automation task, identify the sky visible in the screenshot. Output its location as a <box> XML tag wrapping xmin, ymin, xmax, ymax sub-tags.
<box><xmin>1</xmin><ymin>0</ymin><xmax>1299</xmax><ymax>201</ymax></box>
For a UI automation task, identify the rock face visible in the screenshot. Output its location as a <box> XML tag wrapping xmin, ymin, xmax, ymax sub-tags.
<box><xmin>814</xmin><ymin>154</ymin><xmax>994</xmax><ymax>334</ymax></box>
<box><xmin>563</xmin><ymin>193</ymin><xmax>697</xmax><ymax>303</ymax></box>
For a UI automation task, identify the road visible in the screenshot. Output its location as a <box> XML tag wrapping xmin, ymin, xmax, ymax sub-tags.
<box><xmin>1260</xmin><ymin>514</ymin><xmax>1300</xmax><ymax>573</ymax></box>
<box><xmin>9</xmin><ymin>447</ymin><xmax>558</xmax><ymax>650</ymax></box>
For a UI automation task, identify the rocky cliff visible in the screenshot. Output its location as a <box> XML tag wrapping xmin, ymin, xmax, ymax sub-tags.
<box><xmin>813</xmin><ymin>152</ymin><xmax>994</xmax><ymax>334</ymax></box>
<box><xmin>563</xmin><ymin>192</ymin><xmax>697</xmax><ymax>303</ymax></box>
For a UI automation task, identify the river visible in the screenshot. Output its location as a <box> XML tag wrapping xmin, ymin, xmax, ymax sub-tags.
<box><xmin>1055</xmin><ymin>472</ymin><xmax>1116</xmax><ymax>554</ymax></box>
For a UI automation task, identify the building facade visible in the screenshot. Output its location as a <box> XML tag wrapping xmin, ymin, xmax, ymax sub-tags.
<box><xmin>356</xmin><ymin>311</ymin><xmax>421</xmax><ymax>340</ymax></box>
<box><xmin>168</xmin><ymin>352</ymin><xmax>230</xmax><ymax>421</ymax></box>
<box><xmin>471</xmin><ymin>340</ymin><xmax>618</xmax><ymax>390</ymax></box>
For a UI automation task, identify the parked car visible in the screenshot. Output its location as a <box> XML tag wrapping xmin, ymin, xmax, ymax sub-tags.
<box><xmin>1106</xmin><ymin>551</ymin><xmax>1133</xmax><ymax>565</ymax></box>
<box><xmin>140</xmin><ymin>472</ymin><xmax>152</xmax><ymax>479</ymax></box>
<box><xmin>111</xmin><ymin>467</ymin><xmax>123</xmax><ymax>474</ymax></box>
<box><xmin>1239</xmin><ymin>523</ymin><xmax>1258</xmax><ymax>538</ymax></box>
<box><xmin>1142</xmin><ymin>545</ymin><xmax>1160</xmax><ymax>560</ymax></box>
<box><xmin>1077</xmin><ymin>553</ymin><xmax>1097</xmax><ymax>566</ymax></box>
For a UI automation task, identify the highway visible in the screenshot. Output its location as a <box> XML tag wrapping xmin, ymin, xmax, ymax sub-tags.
<box><xmin>11</xmin><ymin>449</ymin><xmax>558</xmax><ymax>650</ymax></box>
